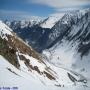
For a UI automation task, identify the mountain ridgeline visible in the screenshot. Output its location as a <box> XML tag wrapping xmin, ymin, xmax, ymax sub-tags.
<box><xmin>1</xmin><ymin>9</ymin><xmax>90</xmax><ymax>89</ymax></box>
<box><xmin>5</xmin><ymin>9</ymin><xmax>90</xmax><ymax>57</ymax></box>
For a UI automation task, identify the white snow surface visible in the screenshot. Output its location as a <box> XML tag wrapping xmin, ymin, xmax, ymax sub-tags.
<box><xmin>0</xmin><ymin>55</ymin><xmax>90</xmax><ymax>90</ymax></box>
<box><xmin>0</xmin><ymin>20</ymin><xmax>13</xmax><ymax>39</ymax></box>
<box><xmin>40</xmin><ymin>13</ymin><xmax>65</xmax><ymax>29</ymax></box>
<box><xmin>0</xmin><ymin>55</ymin><xmax>45</xmax><ymax>90</ymax></box>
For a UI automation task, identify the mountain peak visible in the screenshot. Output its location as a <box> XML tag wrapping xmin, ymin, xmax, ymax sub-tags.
<box><xmin>40</xmin><ymin>13</ymin><xmax>65</xmax><ymax>29</ymax></box>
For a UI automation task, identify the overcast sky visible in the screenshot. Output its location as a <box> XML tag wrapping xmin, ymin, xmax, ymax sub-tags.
<box><xmin>0</xmin><ymin>0</ymin><xmax>90</xmax><ymax>20</ymax></box>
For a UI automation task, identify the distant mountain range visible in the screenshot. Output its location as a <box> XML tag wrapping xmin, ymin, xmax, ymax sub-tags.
<box><xmin>0</xmin><ymin>8</ymin><xmax>90</xmax><ymax>90</ymax></box>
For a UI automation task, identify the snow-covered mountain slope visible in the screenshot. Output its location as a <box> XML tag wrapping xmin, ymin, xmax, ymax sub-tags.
<box><xmin>0</xmin><ymin>21</ymin><xmax>13</xmax><ymax>39</ymax></box>
<box><xmin>42</xmin><ymin>8</ymin><xmax>90</xmax><ymax>84</ymax></box>
<box><xmin>0</xmin><ymin>20</ymin><xmax>89</xmax><ymax>90</ymax></box>
<box><xmin>45</xmin><ymin>9</ymin><xmax>90</xmax><ymax>48</ymax></box>
<box><xmin>40</xmin><ymin>13</ymin><xmax>65</xmax><ymax>29</ymax></box>
<box><xmin>1</xmin><ymin>55</ymin><xmax>89</xmax><ymax>90</ymax></box>
<box><xmin>0</xmin><ymin>55</ymin><xmax>45</xmax><ymax>90</ymax></box>
<box><xmin>0</xmin><ymin>20</ymin><xmax>56</xmax><ymax>82</ymax></box>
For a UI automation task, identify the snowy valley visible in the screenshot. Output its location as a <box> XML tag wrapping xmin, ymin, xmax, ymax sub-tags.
<box><xmin>0</xmin><ymin>8</ymin><xmax>90</xmax><ymax>90</ymax></box>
